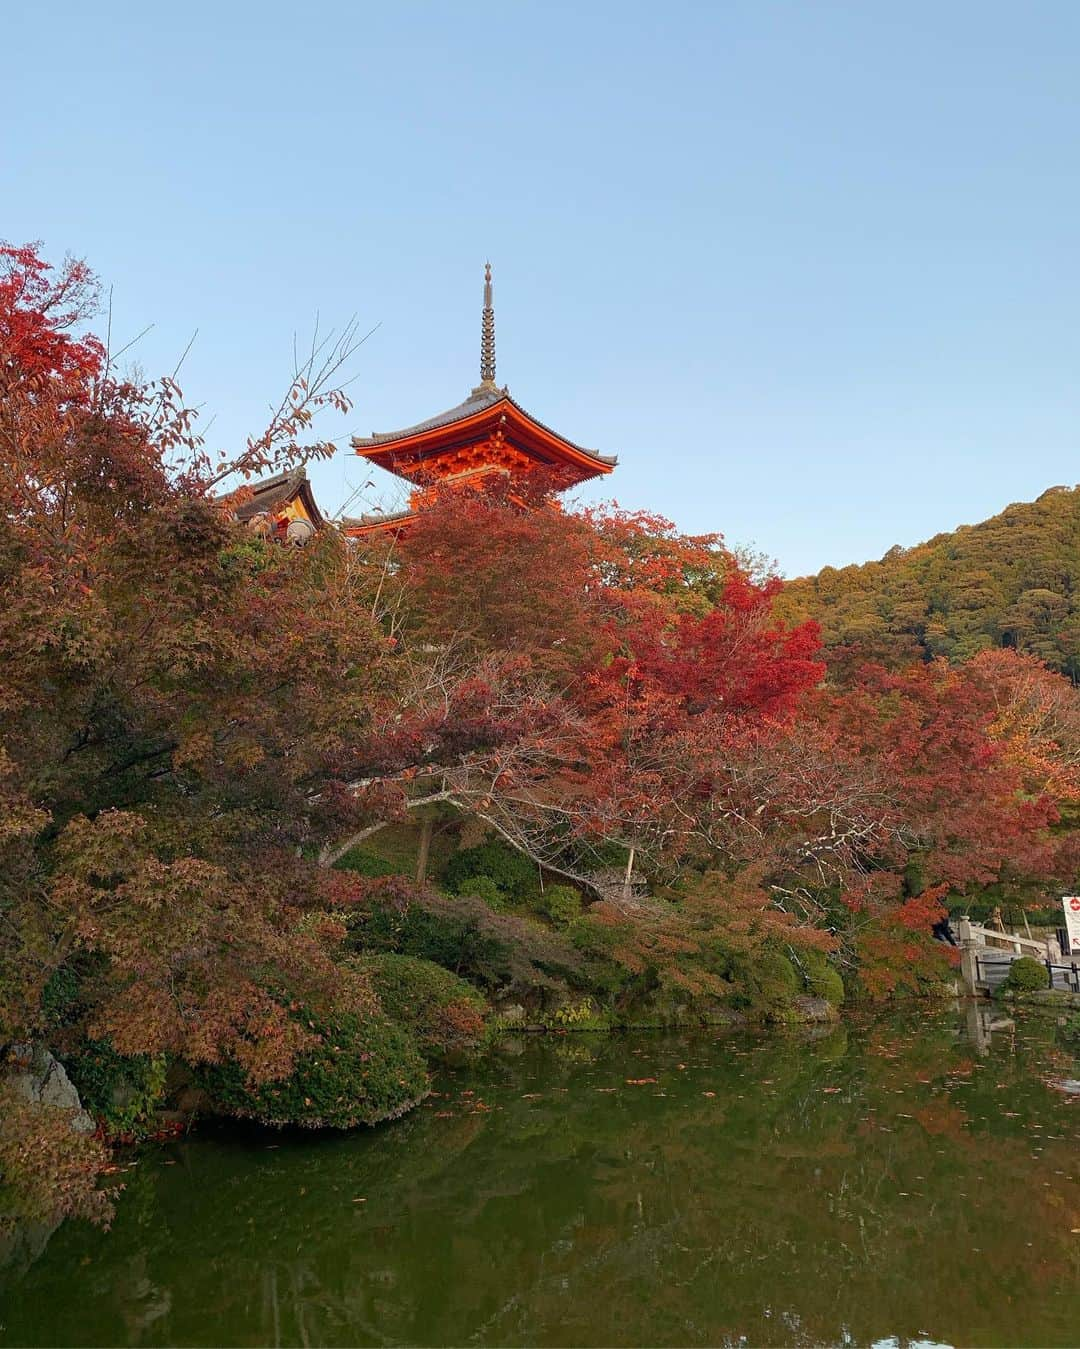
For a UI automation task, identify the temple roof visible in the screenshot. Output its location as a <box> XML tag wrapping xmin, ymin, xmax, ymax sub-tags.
<box><xmin>340</xmin><ymin>506</ymin><xmax>417</xmax><ymax>533</ymax></box>
<box><xmin>353</xmin><ymin>382</ymin><xmax>505</xmax><ymax>446</ymax></box>
<box><xmin>229</xmin><ymin>469</ymin><xmax>326</xmax><ymax>528</ymax></box>
<box><xmin>353</xmin><ymin>384</ymin><xmax>616</xmax><ymax>467</ymax></box>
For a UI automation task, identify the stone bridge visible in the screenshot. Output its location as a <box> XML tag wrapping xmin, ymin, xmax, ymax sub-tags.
<box><xmin>956</xmin><ymin>916</ymin><xmax>1079</xmax><ymax>994</ymax></box>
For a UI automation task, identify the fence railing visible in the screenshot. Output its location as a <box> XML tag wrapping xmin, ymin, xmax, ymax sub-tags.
<box><xmin>965</xmin><ymin>923</ymin><xmax>1049</xmax><ymax>956</ymax></box>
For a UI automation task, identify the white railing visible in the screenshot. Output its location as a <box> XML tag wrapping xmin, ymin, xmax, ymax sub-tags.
<box><xmin>965</xmin><ymin>923</ymin><xmax>1051</xmax><ymax>957</ymax></box>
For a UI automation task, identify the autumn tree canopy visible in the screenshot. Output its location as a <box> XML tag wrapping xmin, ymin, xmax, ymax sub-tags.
<box><xmin>3</xmin><ymin>241</ymin><xmax>1080</xmax><ymax>1232</ymax></box>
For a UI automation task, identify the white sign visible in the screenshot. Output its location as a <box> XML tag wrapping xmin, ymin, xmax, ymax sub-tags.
<box><xmin>1063</xmin><ymin>896</ymin><xmax>1080</xmax><ymax>955</ymax></box>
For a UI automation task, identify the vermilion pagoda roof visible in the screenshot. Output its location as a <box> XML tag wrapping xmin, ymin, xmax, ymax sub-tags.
<box><xmin>353</xmin><ymin>382</ymin><xmax>616</xmax><ymax>481</ymax></box>
<box><xmin>350</xmin><ymin>265</ymin><xmax>616</xmax><ymax>510</ymax></box>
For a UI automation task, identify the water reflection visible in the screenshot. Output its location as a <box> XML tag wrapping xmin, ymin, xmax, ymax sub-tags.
<box><xmin>962</xmin><ymin>1001</ymin><xmax>1016</xmax><ymax>1056</ymax></box>
<box><xmin>2</xmin><ymin>1010</ymin><xmax>1079</xmax><ymax>1348</ymax></box>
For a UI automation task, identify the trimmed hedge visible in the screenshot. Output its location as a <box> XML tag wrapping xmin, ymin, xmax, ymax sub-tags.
<box><xmin>334</xmin><ymin>847</ymin><xmax>405</xmax><ymax>879</ymax></box>
<box><xmin>353</xmin><ymin>898</ymin><xmax>513</xmax><ymax>986</ymax></box>
<box><xmin>359</xmin><ymin>953</ymin><xmax>488</xmax><ymax>1056</ymax></box>
<box><xmin>1000</xmin><ymin>956</ymin><xmax>1050</xmax><ymax>994</ymax></box>
<box><xmin>459</xmin><ymin>875</ymin><xmax>506</xmax><ymax>910</ymax></box>
<box><xmin>200</xmin><ymin>1010</ymin><xmax>428</xmax><ymax>1129</ymax></box>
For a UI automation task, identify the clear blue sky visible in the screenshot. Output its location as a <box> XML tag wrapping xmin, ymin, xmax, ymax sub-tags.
<box><xmin>5</xmin><ymin>1</ymin><xmax>1080</xmax><ymax>576</ymax></box>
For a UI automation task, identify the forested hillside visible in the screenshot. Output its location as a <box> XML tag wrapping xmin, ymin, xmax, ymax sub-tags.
<box><xmin>778</xmin><ymin>486</ymin><xmax>1080</xmax><ymax>678</ymax></box>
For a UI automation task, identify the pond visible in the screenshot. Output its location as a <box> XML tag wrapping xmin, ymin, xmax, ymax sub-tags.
<box><xmin>2</xmin><ymin>1007</ymin><xmax>1080</xmax><ymax>1348</ymax></box>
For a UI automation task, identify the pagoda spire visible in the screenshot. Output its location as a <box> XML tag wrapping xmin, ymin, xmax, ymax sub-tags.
<box><xmin>480</xmin><ymin>261</ymin><xmax>496</xmax><ymax>386</ymax></box>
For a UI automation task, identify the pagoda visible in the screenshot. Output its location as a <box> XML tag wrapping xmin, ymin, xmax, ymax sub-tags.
<box><xmin>344</xmin><ymin>265</ymin><xmax>616</xmax><ymax>537</ymax></box>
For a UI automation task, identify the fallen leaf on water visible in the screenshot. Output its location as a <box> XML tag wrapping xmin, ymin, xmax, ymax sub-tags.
<box><xmin>703</xmin><ymin>1091</ymin><xmax>716</xmax><ymax>1098</ymax></box>
<box><xmin>625</xmin><ymin>1078</ymin><xmax>657</xmax><ymax>1085</ymax></box>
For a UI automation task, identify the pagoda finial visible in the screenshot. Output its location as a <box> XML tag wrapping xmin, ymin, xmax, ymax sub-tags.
<box><xmin>480</xmin><ymin>261</ymin><xmax>496</xmax><ymax>386</ymax></box>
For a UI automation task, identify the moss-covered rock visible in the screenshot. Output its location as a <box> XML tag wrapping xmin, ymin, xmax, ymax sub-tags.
<box><xmin>791</xmin><ymin>995</ymin><xmax>840</xmax><ymax>1024</ymax></box>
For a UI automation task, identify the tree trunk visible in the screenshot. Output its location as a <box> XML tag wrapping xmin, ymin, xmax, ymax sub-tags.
<box><xmin>416</xmin><ymin>815</ymin><xmax>434</xmax><ymax>885</ymax></box>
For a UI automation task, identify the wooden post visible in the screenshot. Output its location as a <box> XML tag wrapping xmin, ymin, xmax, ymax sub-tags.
<box><xmin>622</xmin><ymin>846</ymin><xmax>635</xmax><ymax>903</ymax></box>
<box><xmin>957</xmin><ymin>914</ymin><xmax>981</xmax><ymax>996</ymax></box>
<box><xmin>416</xmin><ymin>815</ymin><xmax>433</xmax><ymax>885</ymax></box>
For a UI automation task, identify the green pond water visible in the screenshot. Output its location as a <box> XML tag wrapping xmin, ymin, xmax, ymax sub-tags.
<box><xmin>3</xmin><ymin>1007</ymin><xmax>1080</xmax><ymax>1348</ymax></box>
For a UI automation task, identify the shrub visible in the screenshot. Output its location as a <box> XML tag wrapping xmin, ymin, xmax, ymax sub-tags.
<box><xmin>536</xmin><ymin>885</ymin><xmax>582</xmax><ymax>928</ymax></box>
<box><xmin>1000</xmin><ymin>956</ymin><xmax>1050</xmax><ymax>994</ymax></box>
<box><xmin>0</xmin><ymin>1084</ymin><xmax>114</xmax><ymax>1236</ymax></box>
<box><xmin>801</xmin><ymin>950</ymin><xmax>845</xmax><ymax>1006</ymax></box>
<box><xmin>353</xmin><ymin>897</ymin><xmax>512</xmax><ymax>985</ymax></box>
<box><xmin>545</xmin><ymin>997</ymin><xmax>613</xmax><ymax>1030</ymax></box>
<box><xmin>566</xmin><ymin>914</ymin><xmax>634</xmax><ymax>995</ymax></box>
<box><xmin>346</xmin><ymin>887</ymin><xmax>586</xmax><ymax>1001</ymax></box>
<box><xmin>359</xmin><ymin>954</ymin><xmax>488</xmax><ymax>1056</ymax></box>
<box><xmin>199</xmin><ymin>1010</ymin><xmax>428</xmax><ymax>1129</ymax></box>
<box><xmin>64</xmin><ymin>1040</ymin><xmax>167</xmax><ymax>1138</ymax></box>
<box><xmin>756</xmin><ymin>950</ymin><xmax>801</xmax><ymax>997</ymax></box>
<box><xmin>442</xmin><ymin>840</ymin><xmax>539</xmax><ymax>903</ymax></box>
<box><xmin>458</xmin><ymin>875</ymin><xmax>506</xmax><ymax>910</ymax></box>
<box><xmin>41</xmin><ymin>961</ymin><xmax>168</xmax><ymax>1138</ymax></box>
<box><xmin>334</xmin><ymin>847</ymin><xmax>404</xmax><ymax>879</ymax></box>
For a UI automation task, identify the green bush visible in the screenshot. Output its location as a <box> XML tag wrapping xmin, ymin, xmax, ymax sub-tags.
<box><xmin>545</xmin><ymin>996</ymin><xmax>614</xmax><ymax>1030</ymax></box>
<box><xmin>566</xmin><ymin>914</ymin><xmax>634</xmax><ymax>995</ymax></box>
<box><xmin>64</xmin><ymin>1040</ymin><xmax>167</xmax><ymax>1138</ymax></box>
<box><xmin>757</xmin><ymin>950</ymin><xmax>801</xmax><ymax>996</ymax></box>
<box><xmin>442</xmin><ymin>840</ymin><xmax>539</xmax><ymax>903</ymax></box>
<box><xmin>801</xmin><ymin>950</ymin><xmax>845</xmax><ymax>1006</ymax></box>
<box><xmin>334</xmin><ymin>847</ymin><xmax>405</xmax><ymax>879</ymax></box>
<box><xmin>1000</xmin><ymin>956</ymin><xmax>1050</xmax><ymax>994</ymax></box>
<box><xmin>346</xmin><ymin>888</ymin><xmax>587</xmax><ymax>1003</ymax></box>
<box><xmin>199</xmin><ymin>1010</ymin><xmax>428</xmax><ymax>1129</ymax></box>
<box><xmin>359</xmin><ymin>954</ymin><xmax>489</xmax><ymax>1056</ymax></box>
<box><xmin>352</xmin><ymin>898</ymin><xmax>513</xmax><ymax>986</ymax></box>
<box><xmin>40</xmin><ymin>961</ymin><xmax>85</xmax><ymax>1031</ymax></box>
<box><xmin>536</xmin><ymin>885</ymin><xmax>582</xmax><ymax>928</ymax></box>
<box><xmin>458</xmin><ymin>875</ymin><xmax>506</xmax><ymax>910</ymax></box>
